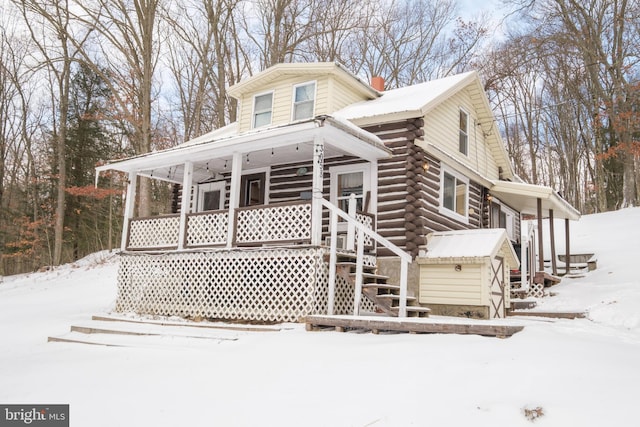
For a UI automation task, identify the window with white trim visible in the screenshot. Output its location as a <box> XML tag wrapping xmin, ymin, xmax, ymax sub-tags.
<box><xmin>197</xmin><ymin>181</ymin><xmax>225</xmax><ymax>212</ymax></box>
<box><xmin>459</xmin><ymin>109</ymin><xmax>469</xmax><ymax>155</ymax></box>
<box><xmin>330</xmin><ymin>164</ymin><xmax>370</xmax><ymax>213</ymax></box>
<box><xmin>440</xmin><ymin>167</ymin><xmax>468</xmax><ymax>221</ymax></box>
<box><xmin>292</xmin><ymin>81</ymin><xmax>316</xmax><ymax>121</ymax></box>
<box><xmin>253</xmin><ymin>92</ymin><xmax>273</xmax><ymax>128</ymax></box>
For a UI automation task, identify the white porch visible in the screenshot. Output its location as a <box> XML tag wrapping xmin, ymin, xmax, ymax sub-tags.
<box><xmin>97</xmin><ymin>117</ymin><xmax>417</xmax><ymax>322</ymax></box>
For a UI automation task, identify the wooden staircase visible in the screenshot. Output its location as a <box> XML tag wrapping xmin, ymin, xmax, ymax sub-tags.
<box><xmin>334</xmin><ymin>253</ymin><xmax>431</xmax><ymax>318</ymax></box>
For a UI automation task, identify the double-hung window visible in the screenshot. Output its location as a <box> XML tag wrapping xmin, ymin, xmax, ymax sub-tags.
<box><xmin>292</xmin><ymin>81</ymin><xmax>316</xmax><ymax>121</ymax></box>
<box><xmin>440</xmin><ymin>167</ymin><xmax>469</xmax><ymax>222</ymax></box>
<box><xmin>330</xmin><ymin>164</ymin><xmax>370</xmax><ymax>213</ymax></box>
<box><xmin>459</xmin><ymin>109</ymin><xmax>469</xmax><ymax>155</ymax></box>
<box><xmin>253</xmin><ymin>92</ymin><xmax>273</xmax><ymax>128</ymax></box>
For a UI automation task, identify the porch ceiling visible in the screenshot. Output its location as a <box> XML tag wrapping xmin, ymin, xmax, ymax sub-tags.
<box><xmin>96</xmin><ymin>117</ymin><xmax>391</xmax><ymax>184</ymax></box>
<box><xmin>489</xmin><ymin>180</ymin><xmax>581</xmax><ymax>221</ymax></box>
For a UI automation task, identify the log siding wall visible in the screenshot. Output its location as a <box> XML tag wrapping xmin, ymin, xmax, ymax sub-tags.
<box><xmin>171</xmin><ymin>117</ymin><xmax>520</xmax><ymax>256</ymax></box>
<box><xmin>363</xmin><ymin>118</ymin><xmax>487</xmax><ymax>258</ymax></box>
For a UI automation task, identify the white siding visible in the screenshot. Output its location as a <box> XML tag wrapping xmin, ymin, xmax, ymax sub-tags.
<box><xmin>236</xmin><ymin>74</ymin><xmax>369</xmax><ymax>133</ymax></box>
<box><xmin>419</xmin><ymin>263</ymin><xmax>484</xmax><ymax>305</ymax></box>
<box><xmin>420</xmin><ymin>88</ymin><xmax>500</xmax><ymax>180</ymax></box>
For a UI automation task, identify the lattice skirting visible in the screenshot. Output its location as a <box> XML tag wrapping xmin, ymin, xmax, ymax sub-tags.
<box><xmin>528</xmin><ymin>282</ymin><xmax>545</xmax><ymax>298</ymax></box>
<box><xmin>116</xmin><ymin>248</ymin><xmax>373</xmax><ymax>322</ymax></box>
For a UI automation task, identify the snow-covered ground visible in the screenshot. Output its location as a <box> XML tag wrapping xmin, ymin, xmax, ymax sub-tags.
<box><xmin>1</xmin><ymin>208</ymin><xmax>639</xmax><ymax>427</ymax></box>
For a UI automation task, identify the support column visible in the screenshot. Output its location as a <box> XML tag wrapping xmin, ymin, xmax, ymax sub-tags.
<box><xmin>311</xmin><ymin>135</ymin><xmax>324</xmax><ymax>246</ymax></box>
<box><xmin>537</xmin><ymin>198</ymin><xmax>544</xmax><ymax>273</ymax></box>
<box><xmin>178</xmin><ymin>161</ymin><xmax>193</xmax><ymax>250</ymax></box>
<box><xmin>120</xmin><ymin>171</ymin><xmax>138</xmax><ymax>251</ymax></box>
<box><xmin>226</xmin><ymin>152</ymin><xmax>243</xmax><ymax>248</ymax></box>
<box><xmin>549</xmin><ymin>209</ymin><xmax>557</xmax><ymax>275</ymax></box>
<box><xmin>565</xmin><ymin>218</ymin><xmax>571</xmax><ymax>275</ymax></box>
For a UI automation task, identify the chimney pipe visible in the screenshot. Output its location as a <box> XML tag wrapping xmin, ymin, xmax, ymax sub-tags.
<box><xmin>371</xmin><ymin>76</ymin><xmax>385</xmax><ymax>91</ymax></box>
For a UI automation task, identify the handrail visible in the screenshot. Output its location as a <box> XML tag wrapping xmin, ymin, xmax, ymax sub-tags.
<box><xmin>320</xmin><ymin>198</ymin><xmax>411</xmax><ymax>317</ymax></box>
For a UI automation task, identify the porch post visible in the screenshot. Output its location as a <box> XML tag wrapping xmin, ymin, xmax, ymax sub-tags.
<box><xmin>537</xmin><ymin>198</ymin><xmax>544</xmax><ymax>272</ymax></box>
<box><xmin>521</xmin><ymin>229</ymin><xmax>529</xmax><ymax>289</ymax></box>
<box><xmin>311</xmin><ymin>134</ymin><xmax>324</xmax><ymax>246</ymax></box>
<box><xmin>226</xmin><ymin>152</ymin><xmax>243</xmax><ymax>248</ymax></box>
<box><xmin>565</xmin><ymin>218</ymin><xmax>571</xmax><ymax>274</ymax></box>
<box><xmin>549</xmin><ymin>209</ymin><xmax>557</xmax><ymax>275</ymax></box>
<box><xmin>177</xmin><ymin>161</ymin><xmax>193</xmax><ymax>250</ymax></box>
<box><xmin>120</xmin><ymin>171</ymin><xmax>137</xmax><ymax>251</ymax></box>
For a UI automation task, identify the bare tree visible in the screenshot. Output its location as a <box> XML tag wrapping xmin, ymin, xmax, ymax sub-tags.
<box><xmin>72</xmin><ymin>0</ymin><xmax>162</xmax><ymax>217</ymax></box>
<box><xmin>13</xmin><ymin>0</ymin><xmax>92</xmax><ymax>265</ymax></box>
<box><xmin>163</xmin><ymin>0</ymin><xmax>247</xmax><ymax>138</ymax></box>
<box><xmin>346</xmin><ymin>0</ymin><xmax>489</xmax><ymax>88</ymax></box>
<box><xmin>531</xmin><ymin>0</ymin><xmax>640</xmax><ymax>209</ymax></box>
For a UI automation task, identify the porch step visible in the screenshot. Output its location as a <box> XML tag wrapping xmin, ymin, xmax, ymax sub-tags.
<box><xmin>374</xmin><ymin>294</ymin><xmax>417</xmax><ymax>305</ymax></box>
<box><xmin>350</xmin><ymin>272</ymin><xmax>391</xmax><ymax>283</ymax></box>
<box><xmin>362</xmin><ymin>283</ymin><xmax>401</xmax><ymax>293</ymax></box>
<box><xmin>405</xmin><ymin>306</ymin><xmax>432</xmax><ymax>317</ymax></box>
<box><xmin>329</xmin><ymin>253</ymin><xmax>431</xmax><ymax>319</ymax></box>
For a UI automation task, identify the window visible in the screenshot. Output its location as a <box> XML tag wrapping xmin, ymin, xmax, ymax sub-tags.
<box><xmin>197</xmin><ymin>181</ymin><xmax>225</xmax><ymax>212</ymax></box>
<box><xmin>440</xmin><ymin>168</ymin><xmax>468</xmax><ymax>221</ymax></box>
<box><xmin>330</xmin><ymin>164</ymin><xmax>371</xmax><ymax>213</ymax></box>
<box><xmin>292</xmin><ymin>82</ymin><xmax>316</xmax><ymax>121</ymax></box>
<box><xmin>459</xmin><ymin>109</ymin><xmax>468</xmax><ymax>155</ymax></box>
<box><xmin>490</xmin><ymin>200</ymin><xmax>517</xmax><ymax>241</ymax></box>
<box><xmin>253</xmin><ymin>92</ymin><xmax>273</xmax><ymax>128</ymax></box>
<box><xmin>337</xmin><ymin>171</ymin><xmax>364</xmax><ymax>212</ymax></box>
<box><xmin>240</xmin><ymin>172</ymin><xmax>266</xmax><ymax>207</ymax></box>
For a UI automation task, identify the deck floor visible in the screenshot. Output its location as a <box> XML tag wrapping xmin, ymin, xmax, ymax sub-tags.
<box><xmin>303</xmin><ymin>315</ymin><xmax>524</xmax><ymax>338</ymax></box>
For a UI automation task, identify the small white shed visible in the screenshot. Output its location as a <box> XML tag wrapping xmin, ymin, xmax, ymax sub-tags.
<box><xmin>417</xmin><ymin>229</ymin><xmax>520</xmax><ymax>319</ymax></box>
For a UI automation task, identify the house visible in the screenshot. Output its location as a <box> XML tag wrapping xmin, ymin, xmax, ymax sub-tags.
<box><xmin>96</xmin><ymin>62</ymin><xmax>580</xmax><ymax>322</ymax></box>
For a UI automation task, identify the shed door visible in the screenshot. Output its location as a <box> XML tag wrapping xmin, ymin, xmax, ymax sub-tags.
<box><xmin>490</xmin><ymin>256</ymin><xmax>506</xmax><ymax>318</ymax></box>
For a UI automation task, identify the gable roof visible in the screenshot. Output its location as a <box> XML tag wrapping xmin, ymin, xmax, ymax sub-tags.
<box><xmin>228</xmin><ymin>62</ymin><xmax>380</xmax><ymax>100</ymax></box>
<box><xmin>335</xmin><ymin>70</ymin><xmax>515</xmax><ymax>181</ymax></box>
<box><xmin>335</xmin><ymin>71</ymin><xmax>477</xmax><ymax>124</ymax></box>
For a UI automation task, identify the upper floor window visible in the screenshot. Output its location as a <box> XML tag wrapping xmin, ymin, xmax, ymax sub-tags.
<box><xmin>253</xmin><ymin>92</ymin><xmax>273</xmax><ymax>128</ymax></box>
<box><xmin>459</xmin><ymin>109</ymin><xmax>468</xmax><ymax>155</ymax></box>
<box><xmin>440</xmin><ymin>167</ymin><xmax>468</xmax><ymax>222</ymax></box>
<box><xmin>292</xmin><ymin>81</ymin><xmax>316</xmax><ymax>121</ymax></box>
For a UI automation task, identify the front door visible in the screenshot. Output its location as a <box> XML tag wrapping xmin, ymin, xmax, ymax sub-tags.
<box><xmin>490</xmin><ymin>256</ymin><xmax>506</xmax><ymax>318</ymax></box>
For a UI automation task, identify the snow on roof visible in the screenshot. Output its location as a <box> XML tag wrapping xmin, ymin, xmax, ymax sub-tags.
<box><xmin>178</xmin><ymin>122</ymin><xmax>239</xmax><ymax>147</ymax></box>
<box><xmin>335</xmin><ymin>71</ymin><xmax>477</xmax><ymax>122</ymax></box>
<box><xmin>423</xmin><ymin>228</ymin><xmax>516</xmax><ymax>262</ymax></box>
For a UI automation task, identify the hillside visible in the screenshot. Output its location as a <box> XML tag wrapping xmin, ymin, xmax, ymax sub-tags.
<box><xmin>1</xmin><ymin>208</ymin><xmax>639</xmax><ymax>426</ymax></box>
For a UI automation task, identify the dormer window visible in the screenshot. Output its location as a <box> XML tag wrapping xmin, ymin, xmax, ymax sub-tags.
<box><xmin>253</xmin><ymin>92</ymin><xmax>273</xmax><ymax>128</ymax></box>
<box><xmin>292</xmin><ymin>81</ymin><xmax>316</xmax><ymax>121</ymax></box>
<box><xmin>459</xmin><ymin>109</ymin><xmax>468</xmax><ymax>155</ymax></box>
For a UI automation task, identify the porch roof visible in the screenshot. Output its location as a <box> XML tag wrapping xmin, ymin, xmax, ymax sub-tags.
<box><xmin>96</xmin><ymin>116</ymin><xmax>391</xmax><ymax>184</ymax></box>
<box><xmin>489</xmin><ymin>180</ymin><xmax>581</xmax><ymax>221</ymax></box>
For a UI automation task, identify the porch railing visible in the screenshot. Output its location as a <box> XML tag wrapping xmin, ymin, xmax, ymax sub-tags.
<box><xmin>234</xmin><ymin>201</ymin><xmax>312</xmax><ymax>245</ymax></box>
<box><xmin>126</xmin><ymin>215</ymin><xmax>180</xmax><ymax>250</ymax></box>
<box><xmin>125</xmin><ymin>200</ymin><xmax>377</xmax><ymax>252</ymax></box>
<box><xmin>185</xmin><ymin>210</ymin><xmax>228</xmax><ymax>247</ymax></box>
<box><xmin>321</xmin><ymin>198</ymin><xmax>411</xmax><ymax>317</ymax></box>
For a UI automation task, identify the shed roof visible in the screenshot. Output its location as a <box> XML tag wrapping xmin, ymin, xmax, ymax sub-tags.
<box><xmin>421</xmin><ymin>229</ymin><xmax>519</xmax><ymax>267</ymax></box>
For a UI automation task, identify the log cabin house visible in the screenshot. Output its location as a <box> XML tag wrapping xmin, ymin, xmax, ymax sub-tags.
<box><xmin>96</xmin><ymin>62</ymin><xmax>580</xmax><ymax>322</ymax></box>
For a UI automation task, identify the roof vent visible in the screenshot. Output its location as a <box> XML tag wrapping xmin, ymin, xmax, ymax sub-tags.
<box><xmin>370</xmin><ymin>76</ymin><xmax>385</xmax><ymax>91</ymax></box>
